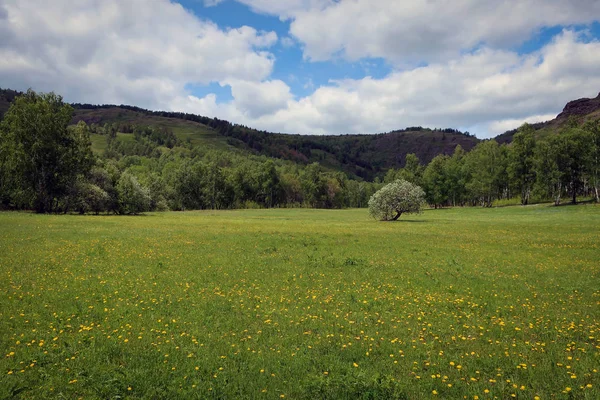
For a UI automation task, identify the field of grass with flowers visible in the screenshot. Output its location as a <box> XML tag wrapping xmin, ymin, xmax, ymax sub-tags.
<box><xmin>1</xmin><ymin>205</ymin><xmax>599</xmax><ymax>399</ymax></box>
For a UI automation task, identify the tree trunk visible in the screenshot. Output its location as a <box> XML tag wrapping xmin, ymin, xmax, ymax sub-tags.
<box><xmin>391</xmin><ymin>211</ymin><xmax>402</xmax><ymax>221</ymax></box>
<box><xmin>521</xmin><ymin>187</ymin><xmax>529</xmax><ymax>205</ymax></box>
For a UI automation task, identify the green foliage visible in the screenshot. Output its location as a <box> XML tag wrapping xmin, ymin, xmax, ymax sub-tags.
<box><xmin>532</xmin><ymin>126</ymin><xmax>593</xmax><ymax>205</ymax></box>
<box><xmin>116</xmin><ymin>172</ymin><xmax>151</xmax><ymax>214</ymax></box>
<box><xmin>2</xmin><ymin>89</ymin><xmax>600</xmax><ymax>213</ymax></box>
<box><xmin>422</xmin><ymin>155</ymin><xmax>449</xmax><ymax>207</ymax></box>
<box><xmin>444</xmin><ymin>145</ymin><xmax>467</xmax><ymax>206</ymax></box>
<box><xmin>463</xmin><ymin>140</ymin><xmax>507</xmax><ymax>207</ymax></box>
<box><xmin>507</xmin><ymin>124</ymin><xmax>536</xmax><ymax>205</ymax></box>
<box><xmin>0</xmin><ymin>90</ymin><xmax>93</xmax><ymax>212</ymax></box>
<box><xmin>368</xmin><ymin>179</ymin><xmax>425</xmax><ymax>221</ymax></box>
<box><xmin>533</xmin><ymin>138</ymin><xmax>563</xmax><ymax>205</ymax></box>
<box><xmin>64</xmin><ymin>178</ymin><xmax>110</xmax><ymax>215</ymax></box>
<box><xmin>586</xmin><ymin>120</ymin><xmax>600</xmax><ymax>202</ymax></box>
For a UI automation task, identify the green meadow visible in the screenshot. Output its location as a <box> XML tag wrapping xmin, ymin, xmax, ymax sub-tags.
<box><xmin>1</xmin><ymin>206</ymin><xmax>599</xmax><ymax>399</ymax></box>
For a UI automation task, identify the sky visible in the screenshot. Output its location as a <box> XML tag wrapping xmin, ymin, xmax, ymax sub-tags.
<box><xmin>1</xmin><ymin>1</ymin><xmax>600</xmax><ymax>138</ymax></box>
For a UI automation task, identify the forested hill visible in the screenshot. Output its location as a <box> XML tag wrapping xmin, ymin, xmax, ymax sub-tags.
<box><xmin>0</xmin><ymin>88</ymin><xmax>19</xmax><ymax>116</ymax></box>
<box><xmin>2</xmin><ymin>88</ymin><xmax>600</xmax><ymax>179</ymax></box>
<box><xmin>69</xmin><ymin>103</ymin><xmax>480</xmax><ymax>180</ymax></box>
<box><xmin>0</xmin><ymin>89</ymin><xmax>480</xmax><ymax>180</ymax></box>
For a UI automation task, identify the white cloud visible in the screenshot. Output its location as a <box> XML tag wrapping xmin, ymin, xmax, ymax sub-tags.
<box><xmin>238</xmin><ymin>0</ymin><xmax>600</xmax><ymax>63</ymax></box>
<box><xmin>227</xmin><ymin>79</ymin><xmax>293</xmax><ymax>118</ymax></box>
<box><xmin>0</xmin><ymin>0</ymin><xmax>277</xmax><ymax>108</ymax></box>
<box><xmin>235</xmin><ymin>0</ymin><xmax>332</xmax><ymax>19</ymax></box>
<box><xmin>174</xmin><ymin>30</ymin><xmax>600</xmax><ymax>137</ymax></box>
<box><xmin>1</xmin><ymin>0</ymin><xmax>599</xmax><ymax>139</ymax></box>
<box><xmin>486</xmin><ymin>114</ymin><xmax>557</xmax><ymax>135</ymax></box>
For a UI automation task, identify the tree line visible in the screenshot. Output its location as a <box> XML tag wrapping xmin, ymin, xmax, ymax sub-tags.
<box><xmin>0</xmin><ymin>90</ymin><xmax>379</xmax><ymax>213</ymax></box>
<box><xmin>385</xmin><ymin>122</ymin><xmax>600</xmax><ymax>207</ymax></box>
<box><xmin>1</xmin><ymin>90</ymin><xmax>598</xmax><ymax>214</ymax></box>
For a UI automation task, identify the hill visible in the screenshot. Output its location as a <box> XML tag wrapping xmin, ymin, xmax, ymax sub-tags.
<box><xmin>72</xmin><ymin>106</ymin><xmax>240</xmax><ymax>152</ymax></box>
<box><xmin>68</xmin><ymin>103</ymin><xmax>479</xmax><ymax>180</ymax></box>
<box><xmin>0</xmin><ymin>88</ymin><xmax>19</xmax><ymax>117</ymax></box>
<box><xmin>495</xmin><ymin>92</ymin><xmax>600</xmax><ymax>144</ymax></box>
<box><xmin>3</xmin><ymin>88</ymin><xmax>600</xmax><ymax>179</ymax></box>
<box><xmin>0</xmin><ymin>89</ymin><xmax>479</xmax><ymax>179</ymax></box>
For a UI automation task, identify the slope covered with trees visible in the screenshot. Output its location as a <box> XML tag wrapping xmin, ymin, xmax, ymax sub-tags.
<box><xmin>1</xmin><ymin>88</ymin><xmax>599</xmax><ymax>214</ymax></box>
<box><xmin>68</xmin><ymin>102</ymin><xmax>479</xmax><ymax>180</ymax></box>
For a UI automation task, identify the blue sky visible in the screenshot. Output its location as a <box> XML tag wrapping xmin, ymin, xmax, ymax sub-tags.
<box><xmin>179</xmin><ymin>0</ymin><xmax>394</xmax><ymax>102</ymax></box>
<box><xmin>1</xmin><ymin>0</ymin><xmax>599</xmax><ymax>137</ymax></box>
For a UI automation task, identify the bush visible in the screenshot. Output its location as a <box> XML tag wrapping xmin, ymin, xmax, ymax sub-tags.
<box><xmin>368</xmin><ymin>179</ymin><xmax>425</xmax><ymax>221</ymax></box>
<box><xmin>116</xmin><ymin>172</ymin><xmax>151</xmax><ymax>215</ymax></box>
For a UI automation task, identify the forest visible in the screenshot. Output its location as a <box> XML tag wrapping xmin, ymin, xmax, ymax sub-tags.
<box><xmin>0</xmin><ymin>89</ymin><xmax>599</xmax><ymax>214</ymax></box>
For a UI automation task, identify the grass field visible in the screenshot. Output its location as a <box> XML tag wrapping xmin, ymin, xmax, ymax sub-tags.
<box><xmin>1</xmin><ymin>206</ymin><xmax>599</xmax><ymax>399</ymax></box>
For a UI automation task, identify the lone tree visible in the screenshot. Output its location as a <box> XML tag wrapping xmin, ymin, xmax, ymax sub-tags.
<box><xmin>368</xmin><ymin>179</ymin><xmax>425</xmax><ymax>221</ymax></box>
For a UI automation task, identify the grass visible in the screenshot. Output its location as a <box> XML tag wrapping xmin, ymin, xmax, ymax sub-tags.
<box><xmin>0</xmin><ymin>205</ymin><xmax>599</xmax><ymax>399</ymax></box>
<box><xmin>76</xmin><ymin>108</ymin><xmax>239</xmax><ymax>154</ymax></box>
<box><xmin>89</xmin><ymin>134</ymin><xmax>108</xmax><ymax>154</ymax></box>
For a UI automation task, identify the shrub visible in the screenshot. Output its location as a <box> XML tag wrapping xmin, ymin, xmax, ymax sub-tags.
<box><xmin>368</xmin><ymin>179</ymin><xmax>425</xmax><ymax>221</ymax></box>
<box><xmin>116</xmin><ymin>172</ymin><xmax>151</xmax><ymax>215</ymax></box>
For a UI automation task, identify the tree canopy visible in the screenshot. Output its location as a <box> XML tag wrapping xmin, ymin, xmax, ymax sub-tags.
<box><xmin>0</xmin><ymin>90</ymin><xmax>93</xmax><ymax>212</ymax></box>
<box><xmin>368</xmin><ymin>179</ymin><xmax>425</xmax><ymax>221</ymax></box>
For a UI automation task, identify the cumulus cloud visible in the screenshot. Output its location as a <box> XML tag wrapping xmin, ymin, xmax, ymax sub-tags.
<box><xmin>227</xmin><ymin>79</ymin><xmax>293</xmax><ymax>118</ymax></box>
<box><xmin>486</xmin><ymin>114</ymin><xmax>558</xmax><ymax>135</ymax></box>
<box><xmin>0</xmin><ymin>0</ymin><xmax>277</xmax><ymax>108</ymax></box>
<box><xmin>175</xmin><ymin>30</ymin><xmax>600</xmax><ymax>137</ymax></box>
<box><xmin>238</xmin><ymin>0</ymin><xmax>600</xmax><ymax>63</ymax></box>
<box><xmin>1</xmin><ymin>0</ymin><xmax>599</xmax><ymax>138</ymax></box>
<box><xmin>235</xmin><ymin>0</ymin><xmax>332</xmax><ymax>19</ymax></box>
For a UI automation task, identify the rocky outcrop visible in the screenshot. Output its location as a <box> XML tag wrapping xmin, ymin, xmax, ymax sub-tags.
<box><xmin>556</xmin><ymin>92</ymin><xmax>600</xmax><ymax>120</ymax></box>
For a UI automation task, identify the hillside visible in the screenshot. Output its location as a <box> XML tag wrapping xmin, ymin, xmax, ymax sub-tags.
<box><xmin>0</xmin><ymin>88</ymin><xmax>19</xmax><ymax>117</ymax></box>
<box><xmin>68</xmin><ymin>103</ymin><xmax>479</xmax><ymax>180</ymax></box>
<box><xmin>214</xmin><ymin>126</ymin><xmax>479</xmax><ymax>180</ymax></box>
<box><xmin>0</xmin><ymin>89</ymin><xmax>478</xmax><ymax>179</ymax></box>
<box><xmin>496</xmin><ymin>92</ymin><xmax>600</xmax><ymax>144</ymax></box>
<box><xmin>72</xmin><ymin>106</ymin><xmax>241</xmax><ymax>152</ymax></box>
<box><xmin>3</xmin><ymin>88</ymin><xmax>600</xmax><ymax>179</ymax></box>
